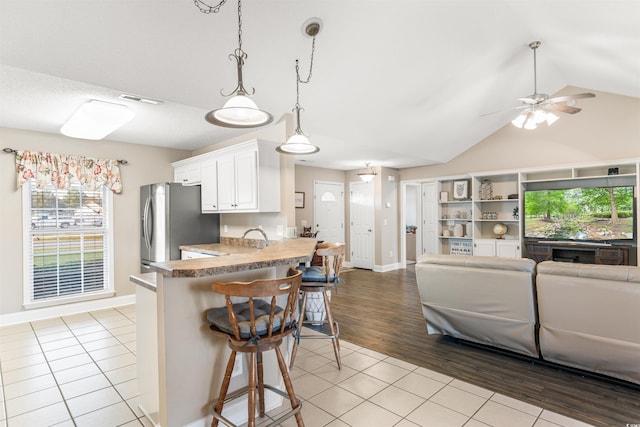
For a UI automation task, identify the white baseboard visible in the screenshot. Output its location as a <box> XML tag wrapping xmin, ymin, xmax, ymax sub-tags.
<box><xmin>373</xmin><ymin>262</ymin><xmax>402</xmax><ymax>272</ymax></box>
<box><xmin>0</xmin><ymin>294</ymin><xmax>136</xmax><ymax>327</ymax></box>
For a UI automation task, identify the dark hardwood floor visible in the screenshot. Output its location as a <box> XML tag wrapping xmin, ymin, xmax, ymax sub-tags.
<box><xmin>328</xmin><ymin>265</ymin><xmax>640</xmax><ymax>427</ymax></box>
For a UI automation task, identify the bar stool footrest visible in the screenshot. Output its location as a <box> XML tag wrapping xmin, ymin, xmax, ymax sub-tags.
<box><xmin>299</xmin><ymin>321</ymin><xmax>339</xmax><ymax>340</ymax></box>
<box><xmin>211</xmin><ymin>384</ymin><xmax>302</xmax><ymax>427</ymax></box>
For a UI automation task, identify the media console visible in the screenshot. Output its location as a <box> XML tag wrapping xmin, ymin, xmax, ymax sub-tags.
<box><xmin>525</xmin><ymin>241</ymin><xmax>636</xmax><ymax>266</ymax></box>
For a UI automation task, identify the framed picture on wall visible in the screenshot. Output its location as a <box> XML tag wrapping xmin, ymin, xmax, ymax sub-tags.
<box><xmin>452</xmin><ymin>180</ymin><xmax>469</xmax><ymax>200</ymax></box>
<box><xmin>295</xmin><ymin>192</ymin><xmax>305</xmax><ymax>208</ymax></box>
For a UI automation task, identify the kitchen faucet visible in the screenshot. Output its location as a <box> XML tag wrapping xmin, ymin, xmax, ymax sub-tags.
<box><xmin>242</xmin><ymin>228</ymin><xmax>269</xmax><ymax>247</ymax></box>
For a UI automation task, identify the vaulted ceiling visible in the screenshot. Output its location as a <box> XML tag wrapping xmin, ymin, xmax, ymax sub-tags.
<box><xmin>1</xmin><ymin>0</ymin><xmax>639</xmax><ymax>170</ymax></box>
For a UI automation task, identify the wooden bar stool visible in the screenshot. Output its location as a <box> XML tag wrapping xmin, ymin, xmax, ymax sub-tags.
<box><xmin>290</xmin><ymin>242</ymin><xmax>345</xmax><ymax>370</ymax></box>
<box><xmin>206</xmin><ymin>268</ymin><xmax>304</xmax><ymax>427</ymax></box>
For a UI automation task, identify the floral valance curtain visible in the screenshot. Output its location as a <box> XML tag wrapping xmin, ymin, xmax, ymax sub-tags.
<box><xmin>15</xmin><ymin>150</ymin><xmax>123</xmax><ymax>194</ymax></box>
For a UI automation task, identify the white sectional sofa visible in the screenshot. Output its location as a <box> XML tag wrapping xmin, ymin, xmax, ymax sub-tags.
<box><xmin>415</xmin><ymin>254</ymin><xmax>538</xmax><ymax>357</ymax></box>
<box><xmin>537</xmin><ymin>261</ymin><xmax>640</xmax><ymax>385</ymax></box>
<box><xmin>415</xmin><ymin>255</ymin><xmax>640</xmax><ymax>385</ymax></box>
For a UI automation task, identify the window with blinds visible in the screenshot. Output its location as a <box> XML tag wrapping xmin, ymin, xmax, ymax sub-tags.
<box><xmin>25</xmin><ymin>180</ymin><xmax>113</xmax><ymax>305</ymax></box>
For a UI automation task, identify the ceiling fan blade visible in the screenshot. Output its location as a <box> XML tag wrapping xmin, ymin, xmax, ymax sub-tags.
<box><xmin>545</xmin><ymin>103</ymin><xmax>582</xmax><ymax>114</ymax></box>
<box><xmin>546</xmin><ymin>93</ymin><xmax>596</xmax><ymax>104</ymax></box>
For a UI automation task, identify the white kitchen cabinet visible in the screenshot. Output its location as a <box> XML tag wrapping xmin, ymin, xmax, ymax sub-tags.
<box><xmin>200</xmin><ymin>159</ymin><xmax>218</xmax><ymax>213</ymax></box>
<box><xmin>217</xmin><ymin>149</ymin><xmax>258</xmax><ymax>211</ymax></box>
<box><xmin>216</xmin><ymin>140</ymin><xmax>279</xmax><ymax>212</ymax></box>
<box><xmin>173</xmin><ymin>160</ymin><xmax>201</xmax><ymax>185</ymax></box>
<box><xmin>172</xmin><ymin>139</ymin><xmax>280</xmax><ymax>213</ymax></box>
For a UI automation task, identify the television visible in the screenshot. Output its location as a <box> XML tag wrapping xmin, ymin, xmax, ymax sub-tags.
<box><xmin>523</xmin><ymin>185</ymin><xmax>635</xmax><ymax>242</ymax></box>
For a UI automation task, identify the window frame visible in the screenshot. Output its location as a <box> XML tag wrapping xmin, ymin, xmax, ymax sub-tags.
<box><xmin>22</xmin><ymin>181</ymin><xmax>115</xmax><ymax>309</ymax></box>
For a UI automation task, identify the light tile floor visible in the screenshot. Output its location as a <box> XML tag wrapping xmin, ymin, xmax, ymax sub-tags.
<box><xmin>0</xmin><ymin>306</ymin><xmax>594</xmax><ymax>427</ymax></box>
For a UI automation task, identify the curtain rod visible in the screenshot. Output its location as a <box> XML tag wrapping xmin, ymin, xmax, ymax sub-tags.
<box><xmin>2</xmin><ymin>148</ymin><xmax>128</xmax><ymax>165</ymax></box>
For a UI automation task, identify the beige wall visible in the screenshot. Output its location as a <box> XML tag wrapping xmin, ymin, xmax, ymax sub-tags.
<box><xmin>379</xmin><ymin>167</ymin><xmax>400</xmax><ymax>268</ymax></box>
<box><xmin>0</xmin><ymin>128</ymin><xmax>189</xmax><ymax>315</ymax></box>
<box><xmin>400</xmin><ymin>88</ymin><xmax>640</xmax><ymax>181</ymax></box>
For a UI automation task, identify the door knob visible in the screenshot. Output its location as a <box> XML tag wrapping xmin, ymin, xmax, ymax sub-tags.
<box><xmin>368</xmin><ymin>229</ymin><xmax>372</xmax><ymax>232</ymax></box>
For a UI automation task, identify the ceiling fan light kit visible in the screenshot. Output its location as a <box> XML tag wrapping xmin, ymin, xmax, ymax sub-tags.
<box><xmin>277</xmin><ymin>18</ymin><xmax>322</xmax><ymax>155</ymax></box>
<box><xmin>198</xmin><ymin>0</ymin><xmax>273</xmax><ymax>129</ymax></box>
<box><xmin>511</xmin><ymin>41</ymin><xmax>595</xmax><ymax>130</ymax></box>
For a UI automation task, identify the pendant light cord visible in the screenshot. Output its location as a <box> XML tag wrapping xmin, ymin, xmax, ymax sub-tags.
<box><xmin>236</xmin><ymin>0</ymin><xmax>243</xmax><ymax>55</ymax></box>
<box><xmin>295</xmin><ymin>35</ymin><xmax>316</xmax><ymax>109</ymax></box>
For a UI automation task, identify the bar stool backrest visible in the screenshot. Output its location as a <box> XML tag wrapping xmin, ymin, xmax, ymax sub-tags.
<box><xmin>315</xmin><ymin>242</ymin><xmax>346</xmax><ymax>284</ymax></box>
<box><xmin>211</xmin><ymin>268</ymin><xmax>302</xmax><ymax>342</ymax></box>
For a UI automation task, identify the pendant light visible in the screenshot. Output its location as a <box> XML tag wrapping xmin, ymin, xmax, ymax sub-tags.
<box><xmin>276</xmin><ymin>19</ymin><xmax>321</xmax><ymax>154</ymax></box>
<box><xmin>357</xmin><ymin>163</ymin><xmax>377</xmax><ymax>183</ymax></box>
<box><xmin>196</xmin><ymin>0</ymin><xmax>273</xmax><ymax>128</ymax></box>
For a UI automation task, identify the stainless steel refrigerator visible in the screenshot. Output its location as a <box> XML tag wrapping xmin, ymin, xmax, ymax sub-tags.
<box><xmin>140</xmin><ymin>183</ymin><xmax>220</xmax><ymax>272</ymax></box>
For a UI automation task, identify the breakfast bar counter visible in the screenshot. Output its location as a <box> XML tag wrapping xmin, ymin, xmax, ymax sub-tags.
<box><xmin>153</xmin><ymin>237</ymin><xmax>317</xmax><ymax>277</ymax></box>
<box><xmin>130</xmin><ymin>238</ymin><xmax>316</xmax><ymax>427</ymax></box>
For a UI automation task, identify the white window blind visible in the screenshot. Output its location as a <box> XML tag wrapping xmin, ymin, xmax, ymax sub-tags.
<box><xmin>25</xmin><ymin>179</ymin><xmax>113</xmax><ymax>305</ymax></box>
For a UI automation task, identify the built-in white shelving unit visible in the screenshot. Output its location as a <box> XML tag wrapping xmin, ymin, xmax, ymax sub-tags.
<box><xmin>426</xmin><ymin>159</ymin><xmax>639</xmax><ymax>264</ymax></box>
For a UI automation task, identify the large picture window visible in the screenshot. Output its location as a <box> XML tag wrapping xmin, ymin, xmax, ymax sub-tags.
<box><xmin>23</xmin><ymin>179</ymin><xmax>113</xmax><ymax>307</ymax></box>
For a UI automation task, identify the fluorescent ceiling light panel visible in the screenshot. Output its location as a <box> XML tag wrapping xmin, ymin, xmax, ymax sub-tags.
<box><xmin>61</xmin><ymin>100</ymin><xmax>135</xmax><ymax>140</ymax></box>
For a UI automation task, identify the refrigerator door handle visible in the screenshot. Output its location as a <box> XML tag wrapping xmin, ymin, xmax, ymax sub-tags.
<box><xmin>143</xmin><ymin>197</ymin><xmax>152</xmax><ymax>249</ymax></box>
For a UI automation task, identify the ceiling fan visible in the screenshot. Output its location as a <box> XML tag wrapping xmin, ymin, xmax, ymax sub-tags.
<box><xmin>491</xmin><ymin>41</ymin><xmax>595</xmax><ymax>130</ymax></box>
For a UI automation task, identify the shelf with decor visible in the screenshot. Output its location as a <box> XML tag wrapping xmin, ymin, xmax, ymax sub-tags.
<box><xmin>436</xmin><ymin>177</ymin><xmax>473</xmax><ymax>255</ymax></box>
<box><xmin>471</xmin><ymin>173</ymin><xmax>521</xmax><ymax>246</ymax></box>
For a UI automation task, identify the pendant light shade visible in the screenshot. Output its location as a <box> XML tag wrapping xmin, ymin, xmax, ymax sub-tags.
<box><xmin>277</xmin><ymin>131</ymin><xmax>320</xmax><ymax>154</ymax></box>
<box><xmin>205</xmin><ymin>94</ymin><xmax>273</xmax><ymax>128</ymax></box>
<box><xmin>357</xmin><ymin>163</ymin><xmax>377</xmax><ymax>183</ymax></box>
<box><xmin>197</xmin><ymin>0</ymin><xmax>272</xmax><ymax>128</ymax></box>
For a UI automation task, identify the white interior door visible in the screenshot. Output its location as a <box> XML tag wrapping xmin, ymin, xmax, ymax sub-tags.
<box><xmin>313</xmin><ymin>181</ymin><xmax>344</xmax><ymax>243</ymax></box>
<box><xmin>350</xmin><ymin>181</ymin><xmax>374</xmax><ymax>270</ymax></box>
<box><xmin>421</xmin><ymin>182</ymin><xmax>438</xmax><ymax>255</ymax></box>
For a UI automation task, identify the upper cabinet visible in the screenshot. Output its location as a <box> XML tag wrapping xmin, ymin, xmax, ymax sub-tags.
<box><xmin>200</xmin><ymin>158</ymin><xmax>218</xmax><ymax>213</ymax></box>
<box><xmin>216</xmin><ymin>140</ymin><xmax>280</xmax><ymax>212</ymax></box>
<box><xmin>217</xmin><ymin>148</ymin><xmax>259</xmax><ymax>211</ymax></box>
<box><xmin>171</xmin><ymin>139</ymin><xmax>281</xmax><ymax>214</ymax></box>
<box><xmin>173</xmin><ymin>158</ymin><xmax>201</xmax><ymax>185</ymax></box>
